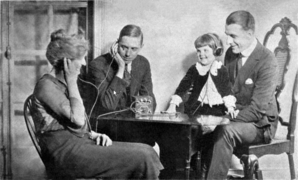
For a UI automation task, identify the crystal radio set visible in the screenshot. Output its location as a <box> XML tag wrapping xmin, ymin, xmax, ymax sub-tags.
<box><xmin>133</xmin><ymin>95</ymin><xmax>154</xmax><ymax>117</ymax></box>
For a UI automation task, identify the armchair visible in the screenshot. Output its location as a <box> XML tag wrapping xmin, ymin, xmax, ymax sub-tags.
<box><xmin>237</xmin><ymin>17</ymin><xmax>298</xmax><ymax>180</ymax></box>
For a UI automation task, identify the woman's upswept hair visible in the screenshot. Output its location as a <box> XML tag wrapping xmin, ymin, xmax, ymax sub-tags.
<box><xmin>46</xmin><ymin>29</ymin><xmax>89</xmax><ymax>72</ymax></box>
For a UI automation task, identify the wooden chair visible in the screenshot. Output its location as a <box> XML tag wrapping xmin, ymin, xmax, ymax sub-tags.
<box><xmin>24</xmin><ymin>95</ymin><xmax>101</xmax><ymax>180</ymax></box>
<box><xmin>23</xmin><ymin>95</ymin><xmax>61</xmax><ymax>179</ymax></box>
<box><xmin>23</xmin><ymin>94</ymin><xmax>56</xmax><ymax>179</ymax></box>
<box><xmin>238</xmin><ymin>17</ymin><xmax>298</xmax><ymax>180</ymax></box>
<box><xmin>24</xmin><ymin>95</ymin><xmax>39</xmax><ymax>158</ymax></box>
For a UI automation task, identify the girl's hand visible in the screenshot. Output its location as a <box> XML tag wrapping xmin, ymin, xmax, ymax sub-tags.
<box><xmin>90</xmin><ymin>131</ymin><xmax>112</xmax><ymax>146</ymax></box>
<box><xmin>162</xmin><ymin>103</ymin><xmax>177</xmax><ymax>120</ymax></box>
<box><xmin>226</xmin><ymin>107</ymin><xmax>239</xmax><ymax>119</ymax></box>
<box><xmin>165</xmin><ymin>103</ymin><xmax>177</xmax><ymax>114</ymax></box>
<box><xmin>63</xmin><ymin>58</ymin><xmax>80</xmax><ymax>83</ymax></box>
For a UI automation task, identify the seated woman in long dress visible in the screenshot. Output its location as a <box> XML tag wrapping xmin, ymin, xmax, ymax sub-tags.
<box><xmin>30</xmin><ymin>29</ymin><xmax>163</xmax><ymax>179</ymax></box>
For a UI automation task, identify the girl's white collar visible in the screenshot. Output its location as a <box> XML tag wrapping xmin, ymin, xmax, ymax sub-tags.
<box><xmin>196</xmin><ymin>60</ymin><xmax>222</xmax><ymax>76</ymax></box>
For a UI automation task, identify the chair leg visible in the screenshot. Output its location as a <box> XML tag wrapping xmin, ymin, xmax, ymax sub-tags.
<box><xmin>254</xmin><ymin>166</ymin><xmax>263</xmax><ymax>180</ymax></box>
<box><xmin>192</xmin><ymin>151</ymin><xmax>202</xmax><ymax>179</ymax></box>
<box><xmin>287</xmin><ymin>152</ymin><xmax>296</xmax><ymax>180</ymax></box>
<box><xmin>185</xmin><ymin>158</ymin><xmax>191</xmax><ymax>180</ymax></box>
<box><xmin>241</xmin><ymin>154</ymin><xmax>263</xmax><ymax>180</ymax></box>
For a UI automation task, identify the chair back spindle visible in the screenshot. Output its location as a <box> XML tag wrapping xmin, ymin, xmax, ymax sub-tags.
<box><xmin>263</xmin><ymin>17</ymin><xmax>298</xmax><ymax>100</ymax></box>
<box><xmin>288</xmin><ymin>71</ymin><xmax>298</xmax><ymax>152</ymax></box>
<box><xmin>23</xmin><ymin>95</ymin><xmax>44</xmax><ymax>161</ymax></box>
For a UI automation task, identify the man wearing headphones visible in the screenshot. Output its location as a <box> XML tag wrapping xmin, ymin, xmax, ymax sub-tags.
<box><xmin>85</xmin><ymin>24</ymin><xmax>156</xmax><ymax>127</ymax></box>
<box><xmin>205</xmin><ymin>10</ymin><xmax>279</xmax><ymax>179</ymax></box>
<box><xmin>81</xmin><ymin>24</ymin><xmax>158</xmax><ymax>151</ymax></box>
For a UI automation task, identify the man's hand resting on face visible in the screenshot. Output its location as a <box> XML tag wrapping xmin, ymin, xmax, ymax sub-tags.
<box><xmin>110</xmin><ymin>41</ymin><xmax>126</xmax><ymax>79</ymax></box>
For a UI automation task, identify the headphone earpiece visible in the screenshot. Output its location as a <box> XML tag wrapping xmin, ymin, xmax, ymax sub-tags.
<box><xmin>208</xmin><ymin>33</ymin><xmax>223</xmax><ymax>56</ymax></box>
<box><xmin>214</xmin><ymin>47</ymin><xmax>223</xmax><ymax>56</ymax></box>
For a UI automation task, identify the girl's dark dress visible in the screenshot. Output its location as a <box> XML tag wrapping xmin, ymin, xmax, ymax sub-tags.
<box><xmin>31</xmin><ymin>74</ymin><xmax>163</xmax><ymax>179</ymax></box>
<box><xmin>172</xmin><ymin>61</ymin><xmax>235</xmax><ymax>117</ymax></box>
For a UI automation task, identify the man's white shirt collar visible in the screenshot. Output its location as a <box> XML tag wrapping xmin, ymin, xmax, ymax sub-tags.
<box><xmin>125</xmin><ymin>62</ymin><xmax>132</xmax><ymax>73</ymax></box>
<box><xmin>240</xmin><ymin>38</ymin><xmax>257</xmax><ymax>65</ymax></box>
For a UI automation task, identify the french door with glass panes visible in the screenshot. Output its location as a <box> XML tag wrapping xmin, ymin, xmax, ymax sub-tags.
<box><xmin>0</xmin><ymin>1</ymin><xmax>93</xmax><ymax>179</ymax></box>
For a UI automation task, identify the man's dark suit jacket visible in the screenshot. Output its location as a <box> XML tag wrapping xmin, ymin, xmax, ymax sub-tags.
<box><xmin>225</xmin><ymin>41</ymin><xmax>279</xmax><ymax>138</ymax></box>
<box><xmin>84</xmin><ymin>53</ymin><xmax>156</xmax><ymax>121</ymax></box>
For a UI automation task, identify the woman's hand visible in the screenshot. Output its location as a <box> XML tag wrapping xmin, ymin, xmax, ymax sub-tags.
<box><xmin>90</xmin><ymin>131</ymin><xmax>112</xmax><ymax>146</ymax></box>
<box><xmin>62</xmin><ymin>58</ymin><xmax>85</xmax><ymax>127</ymax></box>
<box><xmin>63</xmin><ymin>58</ymin><xmax>80</xmax><ymax>84</ymax></box>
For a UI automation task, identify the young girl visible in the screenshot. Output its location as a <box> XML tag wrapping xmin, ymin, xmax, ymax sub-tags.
<box><xmin>165</xmin><ymin>33</ymin><xmax>236</xmax><ymax>179</ymax></box>
<box><xmin>166</xmin><ymin>33</ymin><xmax>236</xmax><ymax>118</ymax></box>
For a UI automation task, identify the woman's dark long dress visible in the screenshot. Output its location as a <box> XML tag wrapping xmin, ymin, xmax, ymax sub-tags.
<box><xmin>31</xmin><ymin>74</ymin><xmax>163</xmax><ymax>179</ymax></box>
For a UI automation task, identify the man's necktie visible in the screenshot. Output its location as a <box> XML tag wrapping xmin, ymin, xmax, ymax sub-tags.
<box><xmin>236</xmin><ymin>53</ymin><xmax>243</xmax><ymax>77</ymax></box>
<box><xmin>123</xmin><ymin>64</ymin><xmax>131</xmax><ymax>106</ymax></box>
<box><xmin>123</xmin><ymin>64</ymin><xmax>131</xmax><ymax>87</ymax></box>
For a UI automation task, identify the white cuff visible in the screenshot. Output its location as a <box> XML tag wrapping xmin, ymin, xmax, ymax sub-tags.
<box><xmin>223</xmin><ymin>95</ymin><xmax>236</xmax><ymax>108</ymax></box>
<box><xmin>170</xmin><ymin>95</ymin><xmax>183</xmax><ymax>106</ymax></box>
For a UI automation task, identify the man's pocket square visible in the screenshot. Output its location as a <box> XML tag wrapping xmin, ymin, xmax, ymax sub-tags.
<box><xmin>245</xmin><ymin>78</ymin><xmax>253</xmax><ymax>84</ymax></box>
